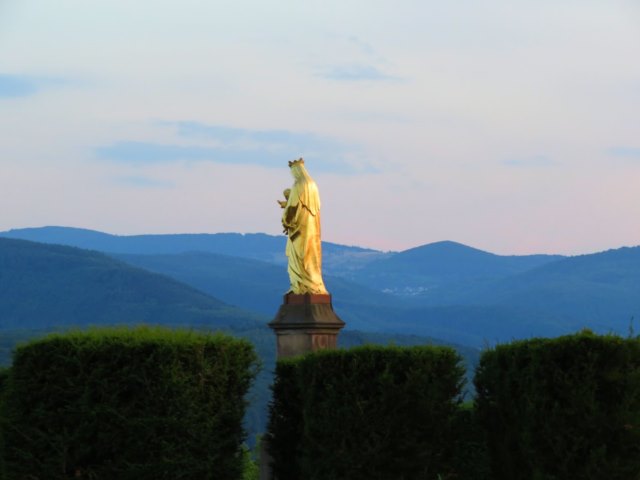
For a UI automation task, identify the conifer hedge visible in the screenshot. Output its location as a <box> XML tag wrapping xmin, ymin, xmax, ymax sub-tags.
<box><xmin>0</xmin><ymin>327</ymin><xmax>259</xmax><ymax>480</ymax></box>
<box><xmin>0</xmin><ymin>368</ymin><xmax>7</xmax><ymax>394</ymax></box>
<box><xmin>0</xmin><ymin>367</ymin><xmax>7</xmax><ymax>480</ymax></box>
<box><xmin>475</xmin><ymin>331</ymin><xmax>640</xmax><ymax>480</ymax></box>
<box><xmin>449</xmin><ymin>403</ymin><xmax>490</xmax><ymax>480</ymax></box>
<box><xmin>267</xmin><ymin>345</ymin><xmax>466</xmax><ymax>480</ymax></box>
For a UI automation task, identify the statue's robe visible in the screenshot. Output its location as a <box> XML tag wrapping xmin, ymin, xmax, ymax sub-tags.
<box><xmin>282</xmin><ymin>166</ymin><xmax>327</xmax><ymax>294</ymax></box>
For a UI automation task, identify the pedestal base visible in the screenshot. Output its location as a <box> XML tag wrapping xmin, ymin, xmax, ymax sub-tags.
<box><xmin>268</xmin><ymin>293</ymin><xmax>345</xmax><ymax>359</ymax></box>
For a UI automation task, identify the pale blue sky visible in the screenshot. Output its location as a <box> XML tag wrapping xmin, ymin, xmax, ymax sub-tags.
<box><xmin>1</xmin><ymin>0</ymin><xmax>639</xmax><ymax>253</ymax></box>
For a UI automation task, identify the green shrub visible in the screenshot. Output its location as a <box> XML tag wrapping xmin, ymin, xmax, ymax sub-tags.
<box><xmin>0</xmin><ymin>367</ymin><xmax>7</xmax><ymax>480</ymax></box>
<box><xmin>0</xmin><ymin>326</ymin><xmax>259</xmax><ymax>480</ymax></box>
<box><xmin>475</xmin><ymin>331</ymin><xmax>640</xmax><ymax>480</ymax></box>
<box><xmin>267</xmin><ymin>345</ymin><xmax>466</xmax><ymax>480</ymax></box>
<box><xmin>0</xmin><ymin>368</ymin><xmax>7</xmax><ymax>394</ymax></box>
<box><xmin>449</xmin><ymin>402</ymin><xmax>490</xmax><ymax>480</ymax></box>
<box><xmin>265</xmin><ymin>360</ymin><xmax>303</xmax><ymax>480</ymax></box>
<box><xmin>241</xmin><ymin>444</ymin><xmax>259</xmax><ymax>480</ymax></box>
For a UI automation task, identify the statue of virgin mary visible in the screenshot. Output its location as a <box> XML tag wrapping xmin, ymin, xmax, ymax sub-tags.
<box><xmin>279</xmin><ymin>158</ymin><xmax>328</xmax><ymax>295</ymax></box>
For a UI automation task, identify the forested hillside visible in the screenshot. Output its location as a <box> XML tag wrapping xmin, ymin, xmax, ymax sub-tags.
<box><xmin>439</xmin><ymin>246</ymin><xmax>640</xmax><ymax>333</ymax></box>
<box><xmin>0</xmin><ymin>238</ymin><xmax>262</xmax><ymax>330</ymax></box>
<box><xmin>113</xmin><ymin>251</ymin><xmax>404</xmax><ymax>316</ymax></box>
<box><xmin>347</xmin><ymin>240</ymin><xmax>564</xmax><ymax>294</ymax></box>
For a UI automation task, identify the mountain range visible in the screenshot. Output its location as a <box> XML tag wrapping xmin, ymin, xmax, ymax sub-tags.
<box><xmin>2</xmin><ymin>226</ymin><xmax>639</xmax><ymax>347</ymax></box>
<box><xmin>0</xmin><ymin>226</ymin><xmax>383</xmax><ymax>270</ymax></box>
<box><xmin>345</xmin><ymin>240</ymin><xmax>564</xmax><ymax>295</ymax></box>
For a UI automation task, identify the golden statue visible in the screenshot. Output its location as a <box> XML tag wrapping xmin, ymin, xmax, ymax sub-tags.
<box><xmin>278</xmin><ymin>158</ymin><xmax>328</xmax><ymax>294</ymax></box>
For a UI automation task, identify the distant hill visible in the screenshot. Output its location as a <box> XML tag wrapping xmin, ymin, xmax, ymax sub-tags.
<box><xmin>0</xmin><ymin>238</ymin><xmax>263</xmax><ymax>330</ymax></box>
<box><xmin>443</xmin><ymin>246</ymin><xmax>640</xmax><ymax>333</ymax></box>
<box><xmin>360</xmin><ymin>245</ymin><xmax>640</xmax><ymax>344</ymax></box>
<box><xmin>0</xmin><ymin>226</ymin><xmax>288</xmax><ymax>261</ymax></box>
<box><xmin>349</xmin><ymin>241</ymin><xmax>564</xmax><ymax>295</ymax></box>
<box><xmin>341</xmin><ymin>302</ymin><xmax>580</xmax><ymax>347</ymax></box>
<box><xmin>112</xmin><ymin>251</ymin><xmax>405</xmax><ymax>317</ymax></box>
<box><xmin>110</xmin><ymin>251</ymin><xmax>575</xmax><ymax>346</ymax></box>
<box><xmin>0</xmin><ymin>227</ymin><xmax>384</xmax><ymax>271</ymax></box>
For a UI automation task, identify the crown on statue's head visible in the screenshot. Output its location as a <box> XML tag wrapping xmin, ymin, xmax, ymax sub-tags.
<box><xmin>288</xmin><ymin>157</ymin><xmax>305</xmax><ymax>167</ymax></box>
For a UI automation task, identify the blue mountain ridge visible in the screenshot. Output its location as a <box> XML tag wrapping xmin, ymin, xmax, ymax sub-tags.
<box><xmin>2</xmin><ymin>226</ymin><xmax>638</xmax><ymax>346</ymax></box>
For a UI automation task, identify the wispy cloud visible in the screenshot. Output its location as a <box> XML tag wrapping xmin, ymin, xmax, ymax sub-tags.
<box><xmin>99</xmin><ymin>142</ymin><xmax>288</xmax><ymax>167</ymax></box>
<box><xmin>315</xmin><ymin>35</ymin><xmax>398</xmax><ymax>83</ymax></box>
<box><xmin>607</xmin><ymin>146</ymin><xmax>640</xmax><ymax>159</ymax></box>
<box><xmin>173</xmin><ymin>122</ymin><xmax>339</xmax><ymax>153</ymax></box>
<box><xmin>96</xmin><ymin>123</ymin><xmax>373</xmax><ymax>174</ymax></box>
<box><xmin>347</xmin><ymin>36</ymin><xmax>376</xmax><ymax>56</ymax></box>
<box><xmin>0</xmin><ymin>74</ymin><xmax>39</xmax><ymax>98</ymax></box>
<box><xmin>0</xmin><ymin>74</ymin><xmax>70</xmax><ymax>99</ymax></box>
<box><xmin>502</xmin><ymin>155</ymin><xmax>557</xmax><ymax>167</ymax></box>
<box><xmin>113</xmin><ymin>175</ymin><xmax>175</xmax><ymax>188</ymax></box>
<box><xmin>319</xmin><ymin>64</ymin><xmax>402</xmax><ymax>82</ymax></box>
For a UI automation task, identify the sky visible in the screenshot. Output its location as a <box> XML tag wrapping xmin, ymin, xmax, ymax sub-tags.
<box><xmin>1</xmin><ymin>0</ymin><xmax>639</xmax><ymax>254</ymax></box>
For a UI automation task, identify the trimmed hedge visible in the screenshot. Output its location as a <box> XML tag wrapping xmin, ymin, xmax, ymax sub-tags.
<box><xmin>0</xmin><ymin>368</ymin><xmax>7</xmax><ymax>394</ymax></box>
<box><xmin>266</xmin><ymin>360</ymin><xmax>303</xmax><ymax>480</ymax></box>
<box><xmin>449</xmin><ymin>403</ymin><xmax>490</xmax><ymax>480</ymax></box>
<box><xmin>475</xmin><ymin>331</ymin><xmax>640</xmax><ymax>480</ymax></box>
<box><xmin>0</xmin><ymin>327</ymin><xmax>259</xmax><ymax>480</ymax></box>
<box><xmin>0</xmin><ymin>367</ymin><xmax>7</xmax><ymax>480</ymax></box>
<box><xmin>267</xmin><ymin>345</ymin><xmax>466</xmax><ymax>480</ymax></box>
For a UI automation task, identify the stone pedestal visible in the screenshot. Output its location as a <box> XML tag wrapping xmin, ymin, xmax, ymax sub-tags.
<box><xmin>261</xmin><ymin>293</ymin><xmax>345</xmax><ymax>480</ymax></box>
<box><xmin>268</xmin><ymin>293</ymin><xmax>345</xmax><ymax>359</ymax></box>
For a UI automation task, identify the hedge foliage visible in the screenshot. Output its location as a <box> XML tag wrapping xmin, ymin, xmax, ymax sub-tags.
<box><xmin>267</xmin><ymin>345</ymin><xmax>466</xmax><ymax>480</ymax></box>
<box><xmin>475</xmin><ymin>331</ymin><xmax>640</xmax><ymax>480</ymax></box>
<box><xmin>0</xmin><ymin>368</ymin><xmax>7</xmax><ymax>394</ymax></box>
<box><xmin>0</xmin><ymin>367</ymin><xmax>7</xmax><ymax>480</ymax></box>
<box><xmin>449</xmin><ymin>403</ymin><xmax>490</xmax><ymax>480</ymax></box>
<box><xmin>0</xmin><ymin>326</ymin><xmax>259</xmax><ymax>480</ymax></box>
